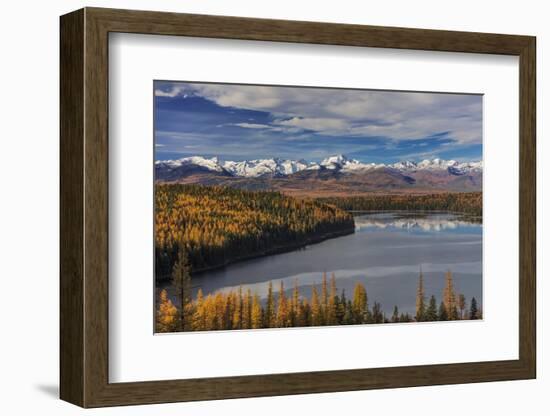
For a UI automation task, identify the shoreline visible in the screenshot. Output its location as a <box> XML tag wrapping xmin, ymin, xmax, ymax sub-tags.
<box><xmin>155</xmin><ymin>225</ymin><xmax>355</xmax><ymax>282</ymax></box>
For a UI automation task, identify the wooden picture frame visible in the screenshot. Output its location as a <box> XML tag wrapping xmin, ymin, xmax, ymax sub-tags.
<box><xmin>60</xmin><ymin>7</ymin><xmax>536</xmax><ymax>408</ymax></box>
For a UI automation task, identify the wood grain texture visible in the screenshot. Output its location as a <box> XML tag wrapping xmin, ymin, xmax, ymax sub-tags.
<box><xmin>59</xmin><ymin>7</ymin><xmax>537</xmax><ymax>408</ymax></box>
<box><xmin>59</xmin><ymin>8</ymin><xmax>84</xmax><ymax>407</ymax></box>
<box><xmin>518</xmin><ymin>38</ymin><xmax>537</xmax><ymax>376</ymax></box>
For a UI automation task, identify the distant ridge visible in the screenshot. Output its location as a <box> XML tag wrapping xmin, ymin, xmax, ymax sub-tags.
<box><xmin>155</xmin><ymin>154</ymin><xmax>482</xmax><ymax>179</ymax></box>
<box><xmin>155</xmin><ymin>155</ymin><xmax>483</xmax><ymax>195</ymax></box>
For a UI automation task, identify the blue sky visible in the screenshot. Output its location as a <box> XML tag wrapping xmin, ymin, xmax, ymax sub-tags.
<box><xmin>154</xmin><ymin>81</ymin><xmax>482</xmax><ymax>163</ymax></box>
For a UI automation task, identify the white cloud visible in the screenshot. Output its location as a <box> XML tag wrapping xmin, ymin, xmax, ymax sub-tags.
<box><xmin>159</xmin><ymin>83</ymin><xmax>482</xmax><ymax>144</ymax></box>
<box><xmin>230</xmin><ymin>123</ymin><xmax>270</xmax><ymax>129</ymax></box>
<box><xmin>155</xmin><ymin>85</ymin><xmax>189</xmax><ymax>98</ymax></box>
<box><xmin>273</xmin><ymin>117</ymin><xmax>348</xmax><ymax>132</ymax></box>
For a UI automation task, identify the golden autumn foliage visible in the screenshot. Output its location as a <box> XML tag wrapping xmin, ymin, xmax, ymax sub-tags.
<box><xmin>319</xmin><ymin>192</ymin><xmax>482</xmax><ymax>216</ymax></box>
<box><xmin>155</xmin><ymin>184</ymin><xmax>355</xmax><ymax>278</ymax></box>
<box><xmin>155</xmin><ymin>270</ymin><xmax>481</xmax><ymax>333</ymax></box>
<box><xmin>156</xmin><ymin>289</ymin><xmax>179</xmax><ymax>333</ymax></box>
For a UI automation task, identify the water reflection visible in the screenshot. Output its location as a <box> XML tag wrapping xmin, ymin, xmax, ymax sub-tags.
<box><xmin>161</xmin><ymin>211</ymin><xmax>482</xmax><ymax>315</ymax></box>
<box><xmin>354</xmin><ymin>212</ymin><xmax>481</xmax><ymax>232</ymax></box>
<box><xmin>214</xmin><ymin>260</ymin><xmax>482</xmax><ymax>300</ymax></box>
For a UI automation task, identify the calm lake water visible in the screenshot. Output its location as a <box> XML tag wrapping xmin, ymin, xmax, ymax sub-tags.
<box><xmin>161</xmin><ymin>211</ymin><xmax>482</xmax><ymax>316</ymax></box>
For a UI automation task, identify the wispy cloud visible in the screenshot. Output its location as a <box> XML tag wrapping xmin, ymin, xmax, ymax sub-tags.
<box><xmin>158</xmin><ymin>82</ymin><xmax>482</xmax><ymax>145</ymax></box>
<box><xmin>230</xmin><ymin>123</ymin><xmax>270</xmax><ymax>129</ymax></box>
<box><xmin>154</xmin><ymin>81</ymin><xmax>482</xmax><ymax>163</ymax></box>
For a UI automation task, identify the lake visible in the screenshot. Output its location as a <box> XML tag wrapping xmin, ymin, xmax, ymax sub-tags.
<box><xmin>161</xmin><ymin>211</ymin><xmax>482</xmax><ymax>316</ymax></box>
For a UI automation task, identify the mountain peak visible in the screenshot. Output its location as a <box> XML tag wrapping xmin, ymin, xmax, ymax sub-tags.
<box><xmin>320</xmin><ymin>154</ymin><xmax>349</xmax><ymax>168</ymax></box>
<box><xmin>155</xmin><ymin>155</ymin><xmax>482</xmax><ymax>179</ymax></box>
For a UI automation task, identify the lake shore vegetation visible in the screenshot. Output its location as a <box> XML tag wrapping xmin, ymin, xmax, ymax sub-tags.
<box><xmin>318</xmin><ymin>192</ymin><xmax>482</xmax><ymax>216</ymax></box>
<box><xmin>156</xmin><ymin>267</ymin><xmax>482</xmax><ymax>333</ymax></box>
<box><xmin>155</xmin><ymin>184</ymin><xmax>355</xmax><ymax>279</ymax></box>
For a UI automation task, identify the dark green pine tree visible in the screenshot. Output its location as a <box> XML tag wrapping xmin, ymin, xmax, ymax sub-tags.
<box><xmin>469</xmin><ymin>297</ymin><xmax>479</xmax><ymax>320</ymax></box>
<box><xmin>343</xmin><ymin>300</ymin><xmax>354</xmax><ymax>324</ymax></box>
<box><xmin>336</xmin><ymin>289</ymin><xmax>347</xmax><ymax>324</ymax></box>
<box><xmin>438</xmin><ymin>301</ymin><xmax>448</xmax><ymax>321</ymax></box>
<box><xmin>425</xmin><ymin>295</ymin><xmax>438</xmax><ymax>321</ymax></box>
<box><xmin>415</xmin><ymin>267</ymin><xmax>426</xmax><ymax>322</ymax></box>
<box><xmin>172</xmin><ymin>244</ymin><xmax>192</xmax><ymax>330</ymax></box>
<box><xmin>399</xmin><ymin>313</ymin><xmax>412</xmax><ymax>323</ymax></box>
<box><xmin>391</xmin><ymin>306</ymin><xmax>400</xmax><ymax>323</ymax></box>
<box><xmin>372</xmin><ymin>302</ymin><xmax>383</xmax><ymax>324</ymax></box>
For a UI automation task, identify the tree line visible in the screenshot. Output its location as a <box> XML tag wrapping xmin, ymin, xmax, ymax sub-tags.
<box><xmin>155</xmin><ymin>184</ymin><xmax>355</xmax><ymax>279</ymax></box>
<box><xmin>156</xmin><ymin>249</ymin><xmax>482</xmax><ymax>332</ymax></box>
<box><xmin>318</xmin><ymin>192</ymin><xmax>482</xmax><ymax>216</ymax></box>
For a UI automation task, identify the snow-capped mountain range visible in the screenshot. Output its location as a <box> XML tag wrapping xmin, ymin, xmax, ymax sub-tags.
<box><xmin>155</xmin><ymin>154</ymin><xmax>482</xmax><ymax>179</ymax></box>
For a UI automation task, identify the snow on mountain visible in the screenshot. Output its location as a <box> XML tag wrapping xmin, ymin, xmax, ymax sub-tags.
<box><xmin>222</xmin><ymin>158</ymin><xmax>312</xmax><ymax>177</ymax></box>
<box><xmin>320</xmin><ymin>154</ymin><xmax>383</xmax><ymax>172</ymax></box>
<box><xmin>320</xmin><ymin>154</ymin><xmax>350</xmax><ymax>169</ymax></box>
<box><xmin>155</xmin><ymin>155</ymin><xmax>482</xmax><ymax>178</ymax></box>
<box><xmin>154</xmin><ymin>156</ymin><xmax>224</xmax><ymax>172</ymax></box>
<box><xmin>391</xmin><ymin>158</ymin><xmax>483</xmax><ymax>174</ymax></box>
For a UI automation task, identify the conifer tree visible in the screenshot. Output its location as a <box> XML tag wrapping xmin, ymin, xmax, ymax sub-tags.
<box><xmin>326</xmin><ymin>273</ymin><xmax>338</xmax><ymax>325</ymax></box>
<box><xmin>391</xmin><ymin>306</ymin><xmax>400</xmax><ymax>323</ymax></box>
<box><xmin>265</xmin><ymin>281</ymin><xmax>275</xmax><ymax>327</ymax></box>
<box><xmin>232</xmin><ymin>287</ymin><xmax>243</xmax><ymax>329</ymax></box>
<box><xmin>292</xmin><ymin>279</ymin><xmax>300</xmax><ymax>312</ymax></box>
<box><xmin>156</xmin><ymin>289</ymin><xmax>178</xmax><ymax>333</ymax></box>
<box><xmin>438</xmin><ymin>301</ymin><xmax>448</xmax><ymax>321</ymax></box>
<box><xmin>241</xmin><ymin>289</ymin><xmax>252</xmax><ymax>329</ymax></box>
<box><xmin>372</xmin><ymin>301</ymin><xmax>383</xmax><ymax>323</ymax></box>
<box><xmin>337</xmin><ymin>289</ymin><xmax>347</xmax><ymax>324</ymax></box>
<box><xmin>458</xmin><ymin>293</ymin><xmax>466</xmax><ymax>319</ymax></box>
<box><xmin>443</xmin><ymin>270</ymin><xmax>457</xmax><ymax>320</ymax></box>
<box><xmin>191</xmin><ymin>288</ymin><xmax>205</xmax><ymax>330</ymax></box>
<box><xmin>352</xmin><ymin>283</ymin><xmax>368</xmax><ymax>324</ymax></box>
<box><xmin>276</xmin><ymin>281</ymin><xmax>289</xmax><ymax>327</ymax></box>
<box><xmin>321</xmin><ymin>272</ymin><xmax>328</xmax><ymax>323</ymax></box>
<box><xmin>311</xmin><ymin>284</ymin><xmax>321</xmax><ymax>326</ymax></box>
<box><xmin>469</xmin><ymin>297</ymin><xmax>479</xmax><ymax>320</ymax></box>
<box><xmin>169</xmin><ymin>269</ymin><xmax>476</xmax><ymax>332</ymax></box>
<box><xmin>214</xmin><ymin>292</ymin><xmax>225</xmax><ymax>330</ymax></box>
<box><xmin>299</xmin><ymin>298</ymin><xmax>310</xmax><ymax>327</ymax></box>
<box><xmin>343</xmin><ymin>300</ymin><xmax>354</xmax><ymax>325</ymax></box>
<box><xmin>203</xmin><ymin>294</ymin><xmax>216</xmax><ymax>330</ymax></box>
<box><xmin>286</xmin><ymin>298</ymin><xmax>294</xmax><ymax>327</ymax></box>
<box><xmin>415</xmin><ymin>268</ymin><xmax>426</xmax><ymax>322</ymax></box>
<box><xmin>251</xmin><ymin>294</ymin><xmax>263</xmax><ymax>329</ymax></box>
<box><xmin>425</xmin><ymin>295</ymin><xmax>438</xmax><ymax>321</ymax></box>
<box><xmin>172</xmin><ymin>245</ymin><xmax>192</xmax><ymax>330</ymax></box>
<box><xmin>399</xmin><ymin>313</ymin><xmax>412</xmax><ymax>322</ymax></box>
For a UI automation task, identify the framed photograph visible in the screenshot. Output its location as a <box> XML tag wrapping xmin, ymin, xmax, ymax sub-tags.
<box><xmin>60</xmin><ymin>7</ymin><xmax>536</xmax><ymax>408</ymax></box>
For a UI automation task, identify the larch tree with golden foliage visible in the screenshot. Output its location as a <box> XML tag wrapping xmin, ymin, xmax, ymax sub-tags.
<box><xmin>251</xmin><ymin>294</ymin><xmax>263</xmax><ymax>329</ymax></box>
<box><xmin>232</xmin><ymin>287</ymin><xmax>243</xmax><ymax>329</ymax></box>
<box><xmin>276</xmin><ymin>281</ymin><xmax>289</xmax><ymax>327</ymax></box>
<box><xmin>443</xmin><ymin>271</ymin><xmax>458</xmax><ymax>320</ymax></box>
<box><xmin>265</xmin><ymin>281</ymin><xmax>275</xmax><ymax>328</ymax></box>
<box><xmin>352</xmin><ymin>282</ymin><xmax>368</xmax><ymax>324</ymax></box>
<box><xmin>326</xmin><ymin>273</ymin><xmax>338</xmax><ymax>325</ymax></box>
<box><xmin>291</xmin><ymin>279</ymin><xmax>300</xmax><ymax>326</ymax></box>
<box><xmin>191</xmin><ymin>288</ymin><xmax>205</xmax><ymax>331</ymax></box>
<box><xmin>321</xmin><ymin>272</ymin><xmax>328</xmax><ymax>323</ymax></box>
<box><xmin>156</xmin><ymin>289</ymin><xmax>178</xmax><ymax>333</ymax></box>
<box><xmin>157</xmin><ymin>269</ymin><xmax>473</xmax><ymax>332</ymax></box>
<box><xmin>242</xmin><ymin>289</ymin><xmax>252</xmax><ymax>329</ymax></box>
<box><xmin>310</xmin><ymin>284</ymin><xmax>321</xmax><ymax>326</ymax></box>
